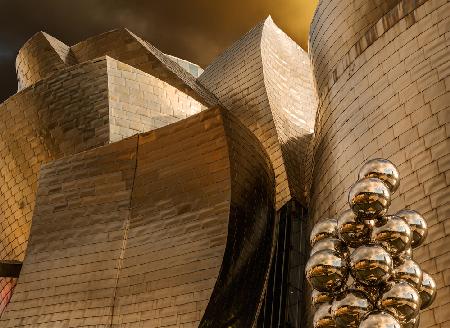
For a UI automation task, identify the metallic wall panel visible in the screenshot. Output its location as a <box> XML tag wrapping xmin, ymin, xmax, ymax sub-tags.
<box><xmin>0</xmin><ymin>107</ymin><xmax>276</xmax><ymax>327</ymax></box>
<box><xmin>0</xmin><ymin>136</ymin><xmax>138</xmax><ymax>327</ymax></box>
<box><xmin>198</xmin><ymin>17</ymin><xmax>318</xmax><ymax>209</ymax></box>
<box><xmin>199</xmin><ymin>109</ymin><xmax>276</xmax><ymax>328</ymax></box>
<box><xmin>71</xmin><ymin>28</ymin><xmax>218</xmax><ymax>107</ymax></box>
<box><xmin>0</xmin><ymin>58</ymin><xmax>111</xmax><ymax>269</ymax></box>
<box><xmin>309</xmin><ymin>0</ymin><xmax>450</xmax><ymax>327</ymax></box>
<box><xmin>15</xmin><ymin>32</ymin><xmax>75</xmax><ymax>91</ymax></box>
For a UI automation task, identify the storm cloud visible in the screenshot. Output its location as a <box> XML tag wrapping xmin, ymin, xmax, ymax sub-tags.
<box><xmin>0</xmin><ymin>0</ymin><xmax>317</xmax><ymax>102</ymax></box>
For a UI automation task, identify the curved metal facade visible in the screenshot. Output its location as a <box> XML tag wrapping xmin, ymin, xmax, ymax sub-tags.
<box><xmin>0</xmin><ymin>2</ymin><xmax>448</xmax><ymax>326</ymax></box>
<box><xmin>308</xmin><ymin>0</ymin><xmax>450</xmax><ymax>326</ymax></box>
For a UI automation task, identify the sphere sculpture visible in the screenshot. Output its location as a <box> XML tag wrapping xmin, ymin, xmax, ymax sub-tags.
<box><xmin>310</xmin><ymin>218</ymin><xmax>338</xmax><ymax>246</ymax></box>
<box><xmin>306</xmin><ymin>249</ymin><xmax>348</xmax><ymax>292</ymax></box>
<box><xmin>395</xmin><ymin>210</ymin><xmax>428</xmax><ymax>248</ymax></box>
<box><xmin>349</xmin><ymin>177</ymin><xmax>391</xmax><ymax>218</ymax></box>
<box><xmin>312</xmin><ymin>289</ymin><xmax>335</xmax><ymax>308</ymax></box>
<box><xmin>419</xmin><ymin>271</ymin><xmax>437</xmax><ymax>309</ymax></box>
<box><xmin>378</xmin><ymin>281</ymin><xmax>421</xmax><ymax>324</ymax></box>
<box><xmin>359</xmin><ymin>158</ymin><xmax>400</xmax><ymax>193</ymax></box>
<box><xmin>350</xmin><ymin>245</ymin><xmax>393</xmax><ymax>286</ymax></box>
<box><xmin>337</xmin><ymin>209</ymin><xmax>372</xmax><ymax>248</ymax></box>
<box><xmin>331</xmin><ymin>290</ymin><xmax>373</xmax><ymax>327</ymax></box>
<box><xmin>310</xmin><ymin>238</ymin><xmax>349</xmax><ymax>258</ymax></box>
<box><xmin>371</xmin><ymin>215</ymin><xmax>412</xmax><ymax>256</ymax></box>
<box><xmin>306</xmin><ymin>158</ymin><xmax>436</xmax><ymax>328</ymax></box>
<box><xmin>359</xmin><ymin>311</ymin><xmax>401</xmax><ymax>328</ymax></box>
<box><xmin>314</xmin><ymin>304</ymin><xmax>336</xmax><ymax>328</ymax></box>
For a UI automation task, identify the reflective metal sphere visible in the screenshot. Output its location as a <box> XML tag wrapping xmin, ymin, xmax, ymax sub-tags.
<box><xmin>348</xmin><ymin>177</ymin><xmax>391</xmax><ymax>218</ymax></box>
<box><xmin>395</xmin><ymin>209</ymin><xmax>428</xmax><ymax>248</ymax></box>
<box><xmin>310</xmin><ymin>218</ymin><xmax>338</xmax><ymax>247</ymax></box>
<box><xmin>419</xmin><ymin>271</ymin><xmax>437</xmax><ymax>309</ymax></box>
<box><xmin>314</xmin><ymin>303</ymin><xmax>336</xmax><ymax>328</ymax></box>
<box><xmin>393</xmin><ymin>247</ymin><xmax>413</xmax><ymax>266</ymax></box>
<box><xmin>404</xmin><ymin>316</ymin><xmax>420</xmax><ymax>328</ymax></box>
<box><xmin>359</xmin><ymin>311</ymin><xmax>401</xmax><ymax>328</ymax></box>
<box><xmin>371</xmin><ymin>215</ymin><xmax>412</xmax><ymax>256</ymax></box>
<box><xmin>358</xmin><ymin>158</ymin><xmax>400</xmax><ymax>193</ymax></box>
<box><xmin>378</xmin><ymin>281</ymin><xmax>421</xmax><ymax>324</ymax></box>
<box><xmin>311</xmin><ymin>238</ymin><xmax>349</xmax><ymax>259</ymax></box>
<box><xmin>331</xmin><ymin>290</ymin><xmax>373</xmax><ymax>328</ymax></box>
<box><xmin>392</xmin><ymin>258</ymin><xmax>422</xmax><ymax>289</ymax></box>
<box><xmin>337</xmin><ymin>209</ymin><xmax>372</xmax><ymax>248</ymax></box>
<box><xmin>347</xmin><ymin>280</ymin><xmax>382</xmax><ymax>305</ymax></box>
<box><xmin>306</xmin><ymin>250</ymin><xmax>349</xmax><ymax>293</ymax></box>
<box><xmin>350</xmin><ymin>245</ymin><xmax>393</xmax><ymax>286</ymax></box>
<box><xmin>312</xmin><ymin>289</ymin><xmax>334</xmax><ymax>308</ymax></box>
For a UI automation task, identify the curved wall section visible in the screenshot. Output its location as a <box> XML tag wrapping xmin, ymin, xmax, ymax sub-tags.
<box><xmin>309</xmin><ymin>0</ymin><xmax>450</xmax><ymax>327</ymax></box>
<box><xmin>1</xmin><ymin>108</ymin><xmax>276</xmax><ymax>327</ymax></box>
<box><xmin>199</xmin><ymin>17</ymin><xmax>318</xmax><ymax>208</ymax></box>
<box><xmin>16</xmin><ymin>32</ymin><xmax>75</xmax><ymax>91</ymax></box>
<box><xmin>309</xmin><ymin>0</ymin><xmax>399</xmax><ymax>98</ymax></box>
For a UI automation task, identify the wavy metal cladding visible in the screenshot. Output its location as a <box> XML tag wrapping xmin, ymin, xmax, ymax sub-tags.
<box><xmin>0</xmin><ymin>107</ymin><xmax>276</xmax><ymax>327</ymax></box>
<box><xmin>199</xmin><ymin>109</ymin><xmax>276</xmax><ymax>328</ymax></box>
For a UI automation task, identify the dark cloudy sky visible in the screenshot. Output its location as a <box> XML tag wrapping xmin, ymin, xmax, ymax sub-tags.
<box><xmin>0</xmin><ymin>0</ymin><xmax>318</xmax><ymax>102</ymax></box>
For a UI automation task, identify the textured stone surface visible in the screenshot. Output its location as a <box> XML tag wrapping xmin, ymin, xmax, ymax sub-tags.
<box><xmin>308</xmin><ymin>0</ymin><xmax>450</xmax><ymax>327</ymax></box>
<box><xmin>199</xmin><ymin>17</ymin><xmax>318</xmax><ymax>209</ymax></box>
<box><xmin>0</xmin><ymin>108</ymin><xmax>276</xmax><ymax>327</ymax></box>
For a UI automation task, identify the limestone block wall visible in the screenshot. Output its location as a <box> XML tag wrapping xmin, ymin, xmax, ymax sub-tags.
<box><xmin>308</xmin><ymin>0</ymin><xmax>450</xmax><ymax>326</ymax></box>
<box><xmin>199</xmin><ymin>17</ymin><xmax>318</xmax><ymax>208</ymax></box>
<box><xmin>0</xmin><ymin>107</ymin><xmax>276</xmax><ymax>328</ymax></box>
<box><xmin>106</xmin><ymin>58</ymin><xmax>206</xmax><ymax>142</ymax></box>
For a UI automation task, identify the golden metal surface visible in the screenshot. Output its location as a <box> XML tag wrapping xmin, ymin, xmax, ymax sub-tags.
<box><xmin>371</xmin><ymin>215</ymin><xmax>412</xmax><ymax>256</ymax></box>
<box><xmin>337</xmin><ymin>209</ymin><xmax>372</xmax><ymax>248</ymax></box>
<box><xmin>331</xmin><ymin>290</ymin><xmax>373</xmax><ymax>328</ymax></box>
<box><xmin>349</xmin><ymin>245</ymin><xmax>393</xmax><ymax>286</ymax></box>
<box><xmin>419</xmin><ymin>271</ymin><xmax>437</xmax><ymax>310</ymax></box>
<box><xmin>378</xmin><ymin>281</ymin><xmax>421</xmax><ymax>324</ymax></box>
<box><xmin>306</xmin><ymin>250</ymin><xmax>349</xmax><ymax>293</ymax></box>
<box><xmin>358</xmin><ymin>159</ymin><xmax>400</xmax><ymax>193</ymax></box>
<box><xmin>395</xmin><ymin>210</ymin><xmax>428</xmax><ymax>249</ymax></box>
<box><xmin>310</xmin><ymin>238</ymin><xmax>349</xmax><ymax>259</ymax></box>
<box><xmin>348</xmin><ymin>178</ymin><xmax>391</xmax><ymax>218</ymax></box>
<box><xmin>310</xmin><ymin>218</ymin><xmax>339</xmax><ymax>246</ymax></box>
<box><xmin>359</xmin><ymin>311</ymin><xmax>401</xmax><ymax>328</ymax></box>
<box><xmin>314</xmin><ymin>304</ymin><xmax>336</xmax><ymax>328</ymax></box>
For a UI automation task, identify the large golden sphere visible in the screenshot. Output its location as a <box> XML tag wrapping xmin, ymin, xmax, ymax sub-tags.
<box><xmin>371</xmin><ymin>215</ymin><xmax>412</xmax><ymax>256</ymax></box>
<box><xmin>337</xmin><ymin>209</ymin><xmax>372</xmax><ymax>248</ymax></box>
<box><xmin>378</xmin><ymin>281</ymin><xmax>421</xmax><ymax>324</ymax></box>
<box><xmin>395</xmin><ymin>209</ymin><xmax>428</xmax><ymax>248</ymax></box>
<box><xmin>347</xmin><ymin>280</ymin><xmax>382</xmax><ymax>305</ymax></box>
<box><xmin>419</xmin><ymin>271</ymin><xmax>437</xmax><ymax>309</ymax></box>
<box><xmin>392</xmin><ymin>258</ymin><xmax>422</xmax><ymax>289</ymax></box>
<box><xmin>331</xmin><ymin>290</ymin><xmax>373</xmax><ymax>328</ymax></box>
<box><xmin>349</xmin><ymin>245</ymin><xmax>393</xmax><ymax>286</ymax></box>
<box><xmin>310</xmin><ymin>218</ymin><xmax>338</xmax><ymax>246</ymax></box>
<box><xmin>314</xmin><ymin>303</ymin><xmax>336</xmax><ymax>328</ymax></box>
<box><xmin>310</xmin><ymin>238</ymin><xmax>349</xmax><ymax>259</ymax></box>
<box><xmin>312</xmin><ymin>289</ymin><xmax>334</xmax><ymax>308</ymax></box>
<box><xmin>359</xmin><ymin>311</ymin><xmax>401</xmax><ymax>328</ymax></box>
<box><xmin>348</xmin><ymin>178</ymin><xmax>391</xmax><ymax>218</ymax></box>
<box><xmin>306</xmin><ymin>250</ymin><xmax>349</xmax><ymax>293</ymax></box>
<box><xmin>404</xmin><ymin>316</ymin><xmax>420</xmax><ymax>328</ymax></box>
<box><xmin>359</xmin><ymin>158</ymin><xmax>400</xmax><ymax>193</ymax></box>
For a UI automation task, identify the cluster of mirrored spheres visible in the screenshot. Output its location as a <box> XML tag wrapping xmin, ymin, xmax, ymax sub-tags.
<box><xmin>306</xmin><ymin>158</ymin><xmax>437</xmax><ymax>328</ymax></box>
